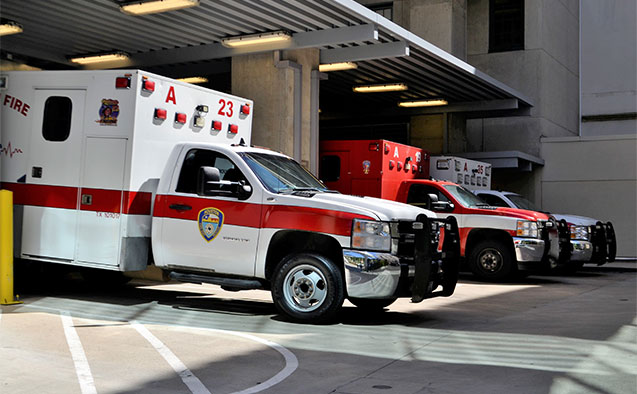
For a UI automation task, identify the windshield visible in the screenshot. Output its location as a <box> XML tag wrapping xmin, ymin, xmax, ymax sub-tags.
<box><xmin>508</xmin><ymin>194</ymin><xmax>538</xmax><ymax>211</ymax></box>
<box><xmin>443</xmin><ymin>184</ymin><xmax>490</xmax><ymax>208</ymax></box>
<box><xmin>240</xmin><ymin>152</ymin><xmax>329</xmax><ymax>193</ymax></box>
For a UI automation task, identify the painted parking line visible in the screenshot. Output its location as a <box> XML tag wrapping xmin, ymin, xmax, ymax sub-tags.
<box><xmin>132</xmin><ymin>321</ymin><xmax>212</xmax><ymax>394</ymax></box>
<box><xmin>61</xmin><ymin>311</ymin><xmax>97</xmax><ymax>394</ymax></box>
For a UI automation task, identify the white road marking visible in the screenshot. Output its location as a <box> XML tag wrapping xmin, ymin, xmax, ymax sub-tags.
<box><xmin>217</xmin><ymin>329</ymin><xmax>298</xmax><ymax>394</ymax></box>
<box><xmin>131</xmin><ymin>321</ymin><xmax>212</xmax><ymax>394</ymax></box>
<box><xmin>61</xmin><ymin>311</ymin><xmax>97</xmax><ymax>394</ymax></box>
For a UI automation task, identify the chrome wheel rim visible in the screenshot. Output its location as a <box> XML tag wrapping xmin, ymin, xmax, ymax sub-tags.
<box><xmin>282</xmin><ymin>264</ymin><xmax>327</xmax><ymax>312</ymax></box>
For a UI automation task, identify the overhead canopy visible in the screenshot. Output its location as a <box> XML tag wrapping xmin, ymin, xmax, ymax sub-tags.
<box><xmin>0</xmin><ymin>0</ymin><xmax>532</xmax><ymax>114</ymax></box>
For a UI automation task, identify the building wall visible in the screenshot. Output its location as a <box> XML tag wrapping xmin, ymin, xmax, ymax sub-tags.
<box><xmin>581</xmin><ymin>0</ymin><xmax>637</xmax><ymax>136</ymax></box>
<box><xmin>540</xmin><ymin>135</ymin><xmax>637</xmax><ymax>257</ymax></box>
<box><xmin>466</xmin><ymin>0</ymin><xmax>580</xmax><ymax>157</ymax></box>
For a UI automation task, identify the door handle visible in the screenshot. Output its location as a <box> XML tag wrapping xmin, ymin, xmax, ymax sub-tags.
<box><xmin>169</xmin><ymin>204</ymin><xmax>192</xmax><ymax>211</ymax></box>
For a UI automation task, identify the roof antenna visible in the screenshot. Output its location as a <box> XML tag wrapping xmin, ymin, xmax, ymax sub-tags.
<box><xmin>232</xmin><ymin>138</ymin><xmax>247</xmax><ymax>147</ymax></box>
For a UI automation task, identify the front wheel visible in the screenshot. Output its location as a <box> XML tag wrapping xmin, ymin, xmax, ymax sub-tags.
<box><xmin>271</xmin><ymin>253</ymin><xmax>345</xmax><ymax>323</ymax></box>
<box><xmin>468</xmin><ymin>240</ymin><xmax>515</xmax><ymax>281</ymax></box>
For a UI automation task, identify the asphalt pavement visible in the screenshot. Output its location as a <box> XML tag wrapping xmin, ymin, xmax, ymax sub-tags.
<box><xmin>1</xmin><ymin>262</ymin><xmax>635</xmax><ymax>394</ymax></box>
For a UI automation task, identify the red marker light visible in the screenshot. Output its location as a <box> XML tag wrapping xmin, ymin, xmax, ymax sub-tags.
<box><xmin>142</xmin><ymin>79</ymin><xmax>155</xmax><ymax>92</ymax></box>
<box><xmin>384</xmin><ymin>143</ymin><xmax>390</xmax><ymax>154</ymax></box>
<box><xmin>212</xmin><ymin>120</ymin><xmax>223</xmax><ymax>131</ymax></box>
<box><xmin>240</xmin><ymin>104</ymin><xmax>250</xmax><ymax>115</ymax></box>
<box><xmin>175</xmin><ymin>113</ymin><xmax>187</xmax><ymax>124</ymax></box>
<box><xmin>368</xmin><ymin>142</ymin><xmax>380</xmax><ymax>151</ymax></box>
<box><xmin>154</xmin><ymin>108</ymin><xmax>167</xmax><ymax>120</ymax></box>
<box><xmin>228</xmin><ymin>124</ymin><xmax>239</xmax><ymax>134</ymax></box>
<box><xmin>388</xmin><ymin>160</ymin><xmax>395</xmax><ymax>169</ymax></box>
<box><xmin>116</xmin><ymin>76</ymin><xmax>131</xmax><ymax>89</ymax></box>
<box><xmin>397</xmin><ymin>161</ymin><xmax>403</xmax><ymax>171</ymax></box>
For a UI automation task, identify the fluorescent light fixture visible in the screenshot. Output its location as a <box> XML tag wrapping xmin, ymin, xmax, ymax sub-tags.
<box><xmin>318</xmin><ymin>62</ymin><xmax>358</xmax><ymax>72</ymax></box>
<box><xmin>221</xmin><ymin>31</ymin><xmax>292</xmax><ymax>48</ymax></box>
<box><xmin>398</xmin><ymin>99</ymin><xmax>448</xmax><ymax>107</ymax></box>
<box><xmin>120</xmin><ymin>0</ymin><xmax>199</xmax><ymax>15</ymax></box>
<box><xmin>0</xmin><ymin>20</ymin><xmax>23</xmax><ymax>36</ymax></box>
<box><xmin>177</xmin><ymin>76</ymin><xmax>208</xmax><ymax>84</ymax></box>
<box><xmin>353</xmin><ymin>83</ymin><xmax>408</xmax><ymax>93</ymax></box>
<box><xmin>69</xmin><ymin>52</ymin><xmax>129</xmax><ymax>65</ymax></box>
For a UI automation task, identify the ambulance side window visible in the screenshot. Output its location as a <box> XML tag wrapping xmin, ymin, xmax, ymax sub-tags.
<box><xmin>320</xmin><ymin>155</ymin><xmax>340</xmax><ymax>182</ymax></box>
<box><xmin>42</xmin><ymin>96</ymin><xmax>72</xmax><ymax>142</ymax></box>
<box><xmin>176</xmin><ymin>149</ymin><xmax>245</xmax><ymax>194</ymax></box>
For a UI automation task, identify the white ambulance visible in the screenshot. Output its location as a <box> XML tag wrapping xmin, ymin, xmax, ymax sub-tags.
<box><xmin>0</xmin><ymin>70</ymin><xmax>460</xmax><ymax>322</ymax></box>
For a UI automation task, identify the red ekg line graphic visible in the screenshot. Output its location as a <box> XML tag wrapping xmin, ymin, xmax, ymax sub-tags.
<box><xmin>0</xmin><ymin>142</ymin><xmax>23</xmax><ymax>158</ymax></box>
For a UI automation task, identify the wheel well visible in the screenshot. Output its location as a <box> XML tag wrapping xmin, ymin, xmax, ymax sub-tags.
<box><xmin>264</xmin><ymin>230</ymin><xmax>343</xmax><ymax>282</ymax></box>
<box><xmin>466</xmin><ymin>229</ymin><xmax>515</xmax><ymax>259</ymax></box>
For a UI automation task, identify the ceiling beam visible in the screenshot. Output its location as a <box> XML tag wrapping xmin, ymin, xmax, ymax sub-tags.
<box><xmin>91</xmin><ymin>24</ymin><xmax>379</xmax><ymax>69</ymax></box>
<box><xmin>319</xmin><ymin>41</ymin><xmax>409</xmax><ymax>64</ymax></box>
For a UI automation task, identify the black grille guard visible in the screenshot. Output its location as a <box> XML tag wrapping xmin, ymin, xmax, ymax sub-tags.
<box><xmin>410</xmin><ymin>214</ymin><xmax>460</xmax><ymax>303</ymax></box>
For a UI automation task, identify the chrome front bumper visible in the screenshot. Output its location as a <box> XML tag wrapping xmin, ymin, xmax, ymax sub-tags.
<box><xmin>343</xmin><ymin>249</ymin><xmax>401</xmax><ymax>298</ymax></box>
<box><xmin>513</xmin><ymin>237</ymin><xmax>546</xmax><ymax>263</ymax></box>
<box><xmin>570</xmin><ymin>240</ymin><xmax>593</xmax><ymax>261</ymax></box>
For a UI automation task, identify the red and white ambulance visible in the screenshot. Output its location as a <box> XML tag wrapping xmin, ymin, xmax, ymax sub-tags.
<box><xmin>320</xmin><ymin>139</ymin><xmax>561</xmax><ymax>281</ymax></box>
<box><xmin>0</xmin><ymin>70</ymin><xmax>459</xmax><ymax>322</ymax></box>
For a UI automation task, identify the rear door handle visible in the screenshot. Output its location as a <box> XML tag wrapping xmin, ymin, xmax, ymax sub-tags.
<box><xmin>169</xmin><ymin>204</ymin><xmax>192</xmax><ymax>211</ymax></box>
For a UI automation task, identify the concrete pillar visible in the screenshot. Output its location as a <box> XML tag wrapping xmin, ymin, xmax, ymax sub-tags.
<box><xmin>410</xmin><ymin>112</ymin><xmax>466</xmax><ymax>154</ymax></box>
<box><xmin>394</xmin><ymin>0</ymin><xmax>467</xmax><ymax>60</ymax></box>
<box><xmin>231</xmin><ymin>49</ymin><xmax>319</xmax><ymax>170</ymax></box>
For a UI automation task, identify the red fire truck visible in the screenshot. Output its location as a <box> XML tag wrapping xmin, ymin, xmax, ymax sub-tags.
<box><xmin>320</xmin><ymin>139</ymin><xmax>562</xmax><ymax>281</ymax></box>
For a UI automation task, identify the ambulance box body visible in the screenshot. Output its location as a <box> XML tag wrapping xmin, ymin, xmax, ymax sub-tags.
<box><xmin>429</xmin><ymin>156</ymin><xmax>491</xmax><ymax>190</ymax></box>
<box><xmin>319</xmin><ymin>139</ymin><xmax>430</xmax><ymax>199</ymax></box>
<box><xmin>1</xmin><ymin>70</ymin><xmax>252</xmax><ymax>271</ymax></box>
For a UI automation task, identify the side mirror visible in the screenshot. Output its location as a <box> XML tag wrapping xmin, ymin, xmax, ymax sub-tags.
<box><xmin>197</xmin><ymin>166</ymin><xmax>221</xmax><ymax>195</ymax></box>
<box><xmin>236</xmin><ymin>181</ymin><xmax>253</xmax><ymax>201</ymax></box>
<box><xmin>427</xmin><ymin>193</ymin><xmax>454</xmax><ymax>211</ymax></box>
<box><xmin>197</xmin><ymin>166</ymin><xmax>253</xmax><ymax>200</ymax></box>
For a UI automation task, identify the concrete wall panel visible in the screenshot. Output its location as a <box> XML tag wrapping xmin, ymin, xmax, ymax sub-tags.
<box><xmin>541</xmin><ymin>135</ymin><xmax>637</xmax><ymax>257</ymax></box>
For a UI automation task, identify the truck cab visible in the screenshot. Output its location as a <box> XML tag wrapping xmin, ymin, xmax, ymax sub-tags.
<box><xmin>474</xmin><ymin>190</ymin><xmax>616</xmax><ymax>267</ymax></box>
<box><xmin>153</xmin><ymin>142</ymin><xmax>460</xmax><ymax>322</ymax></box>
<box><xmin>396</xmin><ymin>179</ymin><xmax>559</xmax><ymax>280</ymax></box>
<box><xmin>320</xmin><ymin>139</ymin><xmax>560</xmax><ymax>281</ymax></box>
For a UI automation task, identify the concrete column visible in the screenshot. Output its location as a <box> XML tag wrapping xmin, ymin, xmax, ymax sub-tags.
<box><xmin>394</xmin><ymin>0</ymin><xmax>467</xmax><ymax>60</ymax></box>
<box><xmin>231</xmin><ymin>49</ymin><xmax>319</xmax><ymax>170</ymax></box>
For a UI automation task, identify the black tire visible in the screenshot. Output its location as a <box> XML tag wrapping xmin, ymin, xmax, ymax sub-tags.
<box><xmin>348</xmin><ymin>297</ymin><xmax>397</xmax><ymax>311</ymax></box>
<box><xmin>271</xmin><ymin>253</ymin><xmax>345</xmax><ymax>323</ymax></box>
<box><xmin>468</xmin><ymin>240</ymin><xmax>515</xmax><ymax>281</ymax></box>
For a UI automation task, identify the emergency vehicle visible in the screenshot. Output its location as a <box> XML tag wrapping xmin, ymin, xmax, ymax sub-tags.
<box><xmin>474</xmin><ymin>190</ymin><xmax>617</xmax><ymax>269</ymax></box>
<box><xmin>0</xmin><ymin>70</ymin><xmax>460</xmax><ymax>322</ymax></box>
<box><xmin>320</xmin><ymin>139</ymin><xmax>561</xmax><ymax>281</ymax></box>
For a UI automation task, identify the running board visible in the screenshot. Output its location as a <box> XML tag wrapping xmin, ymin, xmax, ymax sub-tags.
<box><xmin>169</xmin><ymin>272</ymin><xmax>264</xmax><ymax>291</ymax></box>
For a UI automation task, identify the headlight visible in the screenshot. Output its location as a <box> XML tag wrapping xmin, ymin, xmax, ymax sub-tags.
<box><xmin>352</xmin><ymin>219</ymin><xmax>391</xmax><ymax>251</ymax></box>
<box><xmin>570</xmin><ymin>225</ymin><xmax>590</xmax><ymax>241</ymax></box>
<box><xmin>516</xmin><ymin>220</ymin><xmax>539</xmax><ymax>238</ymax></box>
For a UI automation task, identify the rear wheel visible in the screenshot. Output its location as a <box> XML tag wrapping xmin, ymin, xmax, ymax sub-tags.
<box><xmin>271</xmin><ymin>253</ymin><xmax>344</xmax><ymax>323</ymax></box>
<box><xmin>348</xmin><ymin>297</ymin><xmax>396</xmax><ymax>311</ymax></box>
<box><xmin>469</xmin><ymin>240</ymin><xmax>515</xmax><ymax>281</ymax></box>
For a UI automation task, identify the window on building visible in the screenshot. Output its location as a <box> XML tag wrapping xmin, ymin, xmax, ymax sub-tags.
<box><xmin>42</xmin><ymin>96</ymin><xmax>72</xmax><ymax>142</ymax></box>
<box><xmin>369</xmin><ymin>2</ymin><xmax>393</xmax><ymax>20</ymax></box>
<box><xmin>489</xmin><ymin>0</ymin><xmax>524</xmax><ymax>53</ymax></box>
